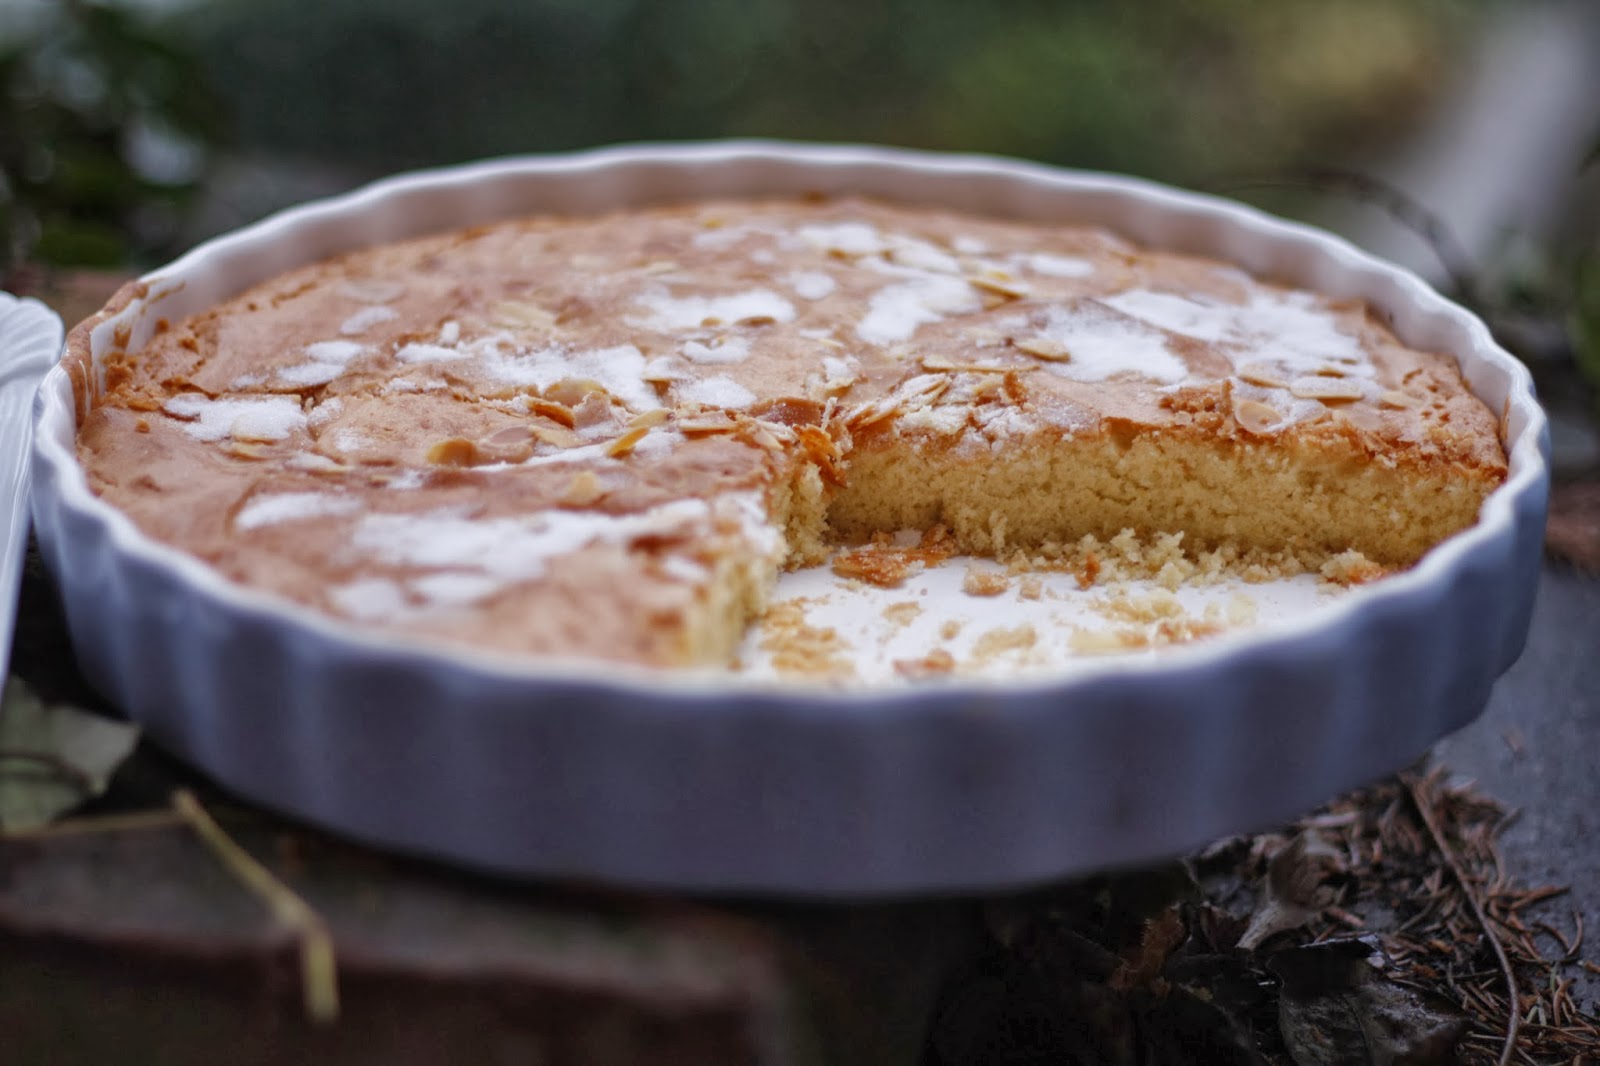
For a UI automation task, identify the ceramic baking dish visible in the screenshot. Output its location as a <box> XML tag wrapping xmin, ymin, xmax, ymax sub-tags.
<box><xmin>30</xmin><ymin>142</ymin><xmax>1549</xmax><ymax>894</ymax></box>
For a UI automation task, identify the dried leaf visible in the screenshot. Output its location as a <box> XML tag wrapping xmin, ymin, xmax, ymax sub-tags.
<box><xmin>1270</xmin><ymin>939</ymin><xmax>1467</xmax><ymax>1066</ymax></box>
<box><xmin>0</xmin><ymin>675</ymin><xmax>140</xmax><ymax>832</ymax></box>
<box><xmin>1238</xmin><ymin>830</ymin><xmax>1348</xmax><ymax>950</ymax></box>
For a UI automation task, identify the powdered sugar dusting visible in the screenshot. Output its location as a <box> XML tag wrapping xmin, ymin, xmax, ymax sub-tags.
<box><xmin>163</xmin><ymin>394</ymin><xmax>307</xmax><ymax>442</ymax></box>
<box><xmin>677</xmin><ymin>374</ymin><xmax>757</xmax><ymax>410</ymax></box>
<box><xmin>480</xmin><ymin>342</ymin><xmax>663</xmax><ymax>412</ymax></box>
<box><xmin>340</xmin><ymin>305</ymin><xmax>398</xmax><ymax>336</ymax></box>
<box><xmin>787</xmin><ymin>271</ymin><xmax>837</xmax><ymax>300</ymax></box>
<box><xmin>857</xmin><ymin>275</ymin><xmax>981</xmax><ymax>345</ymax></box>
<box><xmin>1027</xmin><ymin>303</ymin><xmax>1189</xmax><ymax>384</ymax></box>
<box><xmin>632</xmin><ymin>289</ymin><xmax>796</xmax><ymax>332</ymax></box>
<box><xmin>1024</xmin><ymin>253</ymin><xmax>1095</xmax><ymax>278</ymax></box>
<box><xmin>235</xmin><ymin>491</ymin><xmax>361</xmax><ymax>531</ymax></box>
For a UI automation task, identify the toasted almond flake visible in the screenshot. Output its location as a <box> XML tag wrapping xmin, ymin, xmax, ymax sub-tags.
<box><xmin>531</xmin><ymin>424</ymin><xmax>582</xmax><ymax>449</ymax></box>
<box><xmin>921</xmin><ymin>354</ymin><xmax>1017</xmax><ymax>373</ymax></box>
<box><xmin>224</xmin><ymin>442</ymin><xmax>268</xmax><ymax>460</ymax></box>
<box><xmin>1236</xmin><ymin>362</ymin><xmax>1288</xmax><ymax>388</ymax></box>
<box><xmin>525</xmin><ymin>398</ymin><xmax>576</xmax><ymax>428</ymax></box>
<box><xmin>678</xmin><ymin>414</ymin><xmax>741</xmax><ymax>436</ymax></box>
<box><xmin>639</xmin><ymin>260</ymin><xmax>679</xmax><ymax>275</ymax></box>
<box><xmin>1379</xmin><ymin>389</ymin><xmax>1420</xmax><ymax>409</ymax></box>
<box><xmin>545</xmin><ymin>378</ymin><xmax>609</xmax><ymax>407</ymax></box>
<box><xmin>561</xmin><ymin>470</ymin><xmax>603</xmax><ymax>506</ymax></box>
<box><xmin>485</xmin><ymin>425</ymin><xmax>535</xmax><ymax>447</ymax></box>
<box><xmin>489</xmin><ymin>300</ymin><xmax>557</xmax><ymax>330</ymax></box>
<box><xmin>425</xmin><ymin>437</ymin><xmax>480</xmax><ymax>466</ymax></box>
<box><xmin>1233</xmin><ymin>398</ymin><xmax>1284</xmax><ymax>435</ymax></box>
<box><xmin>737</xmin><ymin>315</ymin><xmax>777</xmax><ymax>327</ymax></box>
<box><xmin>604</xmin><ymin>425</ymin><xmax>650</xmax><ymax>458</ymax></box>
<box><xmin>1013</xmin><ymin>337</ymin><xmax>1072</xmax><ymax>362</ymax></box>
<box><xmin>968</xmin><ymin>275</ymin><xmax>1028</xmax><ymax>301</ymax></box>
<box><xmin>1289</xmin><ymin>376</ymin><xmax>1364</xmax><ymax>402</ymax></box>
<box><xmin>627</xmin><ymin>408</ymin><xmax>670</xmax><ymax>430</ymax></box>
<box><xmin>1313</xmin><ymin>366</ymin><xmax>1349</xmax><ymax>377</ymax></box>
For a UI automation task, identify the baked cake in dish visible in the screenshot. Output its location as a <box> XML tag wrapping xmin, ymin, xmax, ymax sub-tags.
<box><xmin>68</xmin><ymin>198</ymin><xmax>1508</xmax><ymax>668</ymax></box>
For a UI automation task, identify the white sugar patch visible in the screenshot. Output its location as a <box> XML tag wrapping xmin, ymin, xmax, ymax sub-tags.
<box><xmin>632</xmin><ymin>289</ymin><xmax>796</xmax><ymax>332</ymax></box>
<box><xmin>857</xmin><ymin>274</ymin><xmax>980</xmax><ymax>345</ymax></box>
<box><xmin>1028</xmin><ymin>304</ymin><xmax>1189</xmax><ymax>384</ymax></box>
<box><xmin>305</xmin><ymin>340</ymin><xmax>364</xmax><ymax>364</ymax></box>
<box><xmin>279</xmin><ymin>340</ymin><xmax>367</xmax><ymax>386</ymax></box>
<box><xmin>346</xmin><ymin>498</ymin><xmax>716</xmax><ymax>605</ymax></box>
<box><xmin>1025</xmin><ymin>253</ymin><xmax>1095</xmax><ymax>278</ymax></box>
<box><xmin>395</xmin><ymin>342</ymin><xmax>471</xmax><ymax>364</ymax></box>
<box><xmin>480</xmin><ymin>341</ymin><xmax>662</xmax><ymax>412</ymax></box>
<box><xmin>277</xmin><ymin>362</ymin><xmax>345</xmax><ymax>386</ymax></box>
<box><xmin>439</xmin><ymin>320</ymin><xmax>460</xmax><ymax>345</ymax></box>
<box><xmin>163</xmin><ymin>394</ymin><xmax>306</xmax><ymax>442</ymax></box>
<box><xmin>330</xmin><ymin>578</ymin><xmax>409</xmax><ymax>621</ymax></box>
<box><xmin>1102</xmin><ymin>289</ymin><xmax>1368</xmax><ymax>373</ymax></box>
<box><xmin>787</xmin><ymin>271</ymin><xmax>837</xmax><ymax>300</ymax></box>
<box><xmin>408</xmin><ymin>572</ymin><xmax>505</xmax><ymax>607</ymax></box>
<box><xmin>338</xmin><ymin>279</ymin><xmax>406</xmax><ymax>304</ymax></box>
<box><xmin>796</xmin><ymin>221</ymin><xmax>885</xmax><ymax>256</ymax></box>
<box><xmin>677</xmin><ymin>374</ymin><xmax>756</xmax><ymax>410</ymax></box>
<box><xmin>885</xmin><ymin>236</ymin><xmax>961</xmax><ymax>275</ymax></box>
<box><xmin>340</xmin><ymin>305</ymin><xmax>398</xmax><ymax>335</ymax></box>
<box><xmin>681</xmin><ymin>335</ymin><xmax>751</xmax><ymax>365</ymax></box>
<box><xmin>235</xmin><ymin>491</ymin><xmax>361</xmax><ymax>531</ymax></box>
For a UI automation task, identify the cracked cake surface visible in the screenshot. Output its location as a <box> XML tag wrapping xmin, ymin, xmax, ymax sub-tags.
<box><xmin>66</xmin><ymin>197</ymin><xmax>1508</xmax><ymax>667</ymax></box>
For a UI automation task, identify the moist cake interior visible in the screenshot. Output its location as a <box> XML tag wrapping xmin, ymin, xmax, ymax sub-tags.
<box><xmin>67</xmin><ymin>198</ymin><xmax>1509</xmax><ymax>668</ymax></box>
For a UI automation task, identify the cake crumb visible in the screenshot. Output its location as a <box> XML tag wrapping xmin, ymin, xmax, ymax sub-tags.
<box><xmin>1018</xmin><ymin>575</ymin><xmax>1043</xmax><ymax>601</ymax></box>
<box><xmin>939</xmin><ymin>619</ymin><xmax>963</xmax><ymax>641</ymax></box>
<box><xmin>1320</xmin><ymin>549</ymin><xmax>1387</xmax><ymax>587</ymax></box>
<box><xmin>962</xmin><ymin>564</ymin><xmax>1011</xmax><ymax>597</ymax></box>
<box><xmin>972</xmin><ymin>624</ymin><xmax>1037</xmax><ymax>661</ymax></box>
<box><xmin>882</xmin><ymin>601</ymin><xmax>922</xmax><ymax>627</ymax></box>
<box><xmin>894</xmin><ymin>648</ymin><xmax>956</xmax><ymax>680</ymax></box>
<box><xmin>759</xmin><ymin>601</ymin><xmax>854</xmax><ymax>679</ymax></box>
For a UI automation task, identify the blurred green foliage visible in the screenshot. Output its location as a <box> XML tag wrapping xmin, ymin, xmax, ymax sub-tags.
<box><xmin>179</xmin><ymin>0</ymin><xmax>1473</xmax><ymax>181</ymax></box>
<box><xmin>0</xmin><ymin>0</ymin><xmax>223</xmax><ymax>276</ymax></box>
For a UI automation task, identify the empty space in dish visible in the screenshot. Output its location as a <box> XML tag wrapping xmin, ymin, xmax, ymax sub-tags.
<box><xmin>742</xmin><ymin>550</ymin><xmax>1348</xmax><ymax>685</ymax></box>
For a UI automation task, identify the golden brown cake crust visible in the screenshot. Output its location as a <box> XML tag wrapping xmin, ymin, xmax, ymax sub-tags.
<box><xmin>67</xmin><ymin>198</ymin><xmax>1508</xmax><ymax>665</ymax></box>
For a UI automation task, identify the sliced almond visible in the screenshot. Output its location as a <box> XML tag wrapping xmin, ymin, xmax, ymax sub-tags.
<box><xmin>545</xmin><ymin>378</ymin><xmax>608</xmax><ymax>407</ymax></box>
<box><xmin>560</xmin><ymin>470</ymin><xmax>603</xmax><ymax>506</ymax></box>
<box><xmin>968</xmin><ymin>274</ymin><xmax>1028</xmax><ymax>302</ymax></box>
<box><xmin>678</xmin><ymin>413</ymin><xmax>741</xmax><ymax>436</ymax></box>
<box><xmin>1378</xmin><ymin>389</ymin><xmax>1420</xmax><ymax>409</ymax></box>
<box><xmin>489</xmin><ymin>300</ymin><xmax>557</xmax><ymax>330</ymax></box>
<box><xmin>604</xmin><ymin>425</ymin><xmax>650</xmax><ymax>458</ymax></box>
<box><xmin>627</xmin><ymin>408</ymin><xmax>670</xmax><ymax>430</ymax></box>
<box><xmin>1233</xmin><ymin>398</ymin><xmax>1284</xmax><ymax>435</ymax></box>
<box><xmin>638</xmin><ymin>260</ymin><xmax>679</xmax><ymax>275</ymax></box>
<box><xmin>1236</xmin><ymin>362</ymin><xmax>1288</xmax><ymax>389</ymax></box>
<box><xmin>525</xmin><ymin>398</ymin><xmax>576</xmax><ymax>428</ymax></box>
<box><xmin>1289</xmin><ymin>376</ymin><xmax>1364</xmax><ymax>403</ymax></box>
<box><xmin>924</xmin><ymin>354</ymin><xmax>1022</xmax><ymax>374</ymax></box>
<box><xmin>484</xmin><ymin>425</ymin><xmax>536</xmax><ymax>447</ymax></box>
<box><xmin>1013</xmin><ymin>337</ymin><xmax>1072</xmax><ymax>362</ymax></box>
<box><xmin>531</xmin><ymin>424</ymin><xmax>582</xmax><ymax>449</ymax></box>
<box><xmin>425</xmin><ymin>437</ymin><xmax>480</xmax><ymax>466</ymax></box>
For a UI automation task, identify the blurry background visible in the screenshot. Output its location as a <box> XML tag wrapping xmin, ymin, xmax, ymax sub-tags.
<box><xmin>2</xmin><ymin>0</ymin><xmax>1597</xmax><ymax>458</ymax></box>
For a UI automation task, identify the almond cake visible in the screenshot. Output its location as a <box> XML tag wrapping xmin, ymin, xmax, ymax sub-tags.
<box><xmin>66</xmin><ymin>198</ymin><xmax>1508</xmax><ymax>667</ymax></box>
